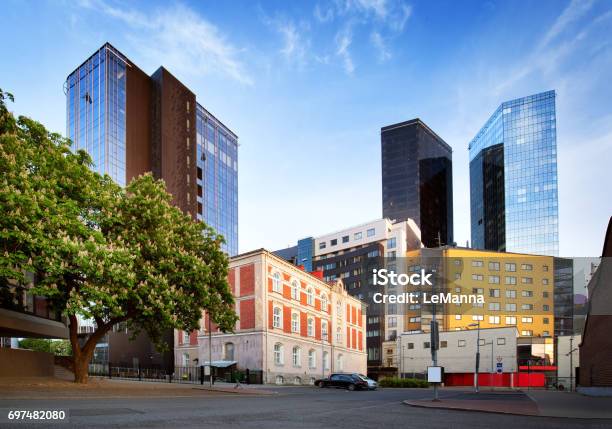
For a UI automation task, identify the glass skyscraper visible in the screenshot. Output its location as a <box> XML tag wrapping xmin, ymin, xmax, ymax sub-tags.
<box><xmin>66</xmin><ymin>43</ymin><xmax>238</xmax><ymax>256</ymax></box>
<box><xmin>66</xmin><ymin>44</ymin><xmax>127</xmax><ymax>186</ymax></box>
<box><xmin>196</xmin><ymin>105</ymin><xmax>238</xmax><ymax>255</ymax></box>
<box><xmin>469</xmin><ymin>90</ymin><xmax>559</xmax><ymax>256</ymax></box>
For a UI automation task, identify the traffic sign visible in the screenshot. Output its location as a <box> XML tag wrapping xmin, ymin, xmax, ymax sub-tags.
<box><xmin>496</xmin><ymin>362</ymin><xmax>503</xmax><ymax>374</ymax></box>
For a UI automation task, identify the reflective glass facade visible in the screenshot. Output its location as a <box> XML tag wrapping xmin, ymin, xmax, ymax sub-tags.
<box><xmin>381</xmin><ymin>119</ymin><xmax>454</xmax><ymax>248</ymax></box>
<box><xmin>196</xmin><ymin>105</ymin><xmax>238</xmax><ymax>255</ymax></box>
<box><xmin>66</xmin><ymin>44</ymin><xmax>127</xmax><ymax>186</ymax></box>
<box><xmin>470</xmin><ymin>90</ymin><xmax>559</xmax><ymax>256</ymax></box>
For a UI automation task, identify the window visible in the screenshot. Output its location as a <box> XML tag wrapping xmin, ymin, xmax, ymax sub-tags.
<box><xmin>272</xmin><ymin>272</ymin><xmax>282</xmax><ymax>293</ymax></box>
<box><xmin>488</xmin><ymin>276</ymin><xmax>500</xmax><ymax>284</ymax></box>
<box><xmin>291</xmin><ymin>280</ymin><xmax>299</xmax><ymax>300</ymax></box>
<box><xmin>306</xmin><ymin>287</ymin><xmax>314</xmax><ymax>305</ymax></box>
<box><xmin>472</xmin><ymin>287</ymin><xmax>484</xmax><ymax>294</ymax></box>
<box><xmin>308</xmin><ymin>349</ymin><xmax>316</xmax><ymax>368</ymax></box>
<box><xmin>478</xmin><ymin>339</ymin><xmax>485</xmax><ymax>346</ymax></box>
<box><xmin>307</xmin><ymin>317</ymin><xmax>314</xmax><ymax>337</ymax></box>
<box><xmin>521</xmin><ymin>290</ymin><xmax>533</xmax><ymax>297</ymax></box>
<box><xmin>336</xmin><ymin>354</ymin><xmax>343</xmax><ymax>371</ymax></box>
<box><xmin>275</xmin><ymin>375</ymin><xmax>284</xmax><ymax>385</ymax></box>
<box><xmin>472</xmin><ymin>315</ymin><xmax>484</xmax><ymax>321</ymax></box>
<box><xmin>388</xmin><ymin>316</ymin><xmax>397</xmax><ymax>328</ymax></box>
<box><xmin>522</xmin><ymin>277</ymin><xmax>533</xmax><ymax>284</ymax></box>
<box><xmin>543</xmin><ymin>265</ymin><xmax>549</xmax><ymax>272</ymax></box>
<box><xmin>455</xmin><ymin>314</ymin><xmax>462</xmax><ymax>320</ymax></box>
<box><xmin>387</xmin><ymin>251</ymin><xmax>397</xmax><ymax>260</ymax></box>
<box><xmin>291</xmin><ymin>312</ymin><xmax>299</xmax><ymax>333</ymax></box>
<box><xmin>543</xmin><ymin>304</ymin><xmax>550</xmax><ymax>311</ymax></box>
<box><xmin>505</xmin><ymin>316</ymin><xmax>516</xmax><ymax>325</ymax></box>
<box><xmin>292</xmin><ymin>346</ymin><xmax>301</xmax><ymax>367</ymax></box>
<box><xmin>183</xmin><ymin>331</ymin><xmax>190</xmax><ymax>344</ymax></box>
<box><xmin>488</xmin><ymin>302</ymin><xmax>500</xmax><ymax>311</ymax></box>
<box><xmin>423</xmin><ymin>342</ymin><xmax>430</xmax><ymax>349</ymax></box>
<box><xmin>367</xmin><ymin>250</ymin><xmax>379</xmax><ymax>258</ymax></box>
<box><xmin>323</xmin><ymin>351</ymin><xmax>329</xmax><ymax>370</ymax></box>
<box><xmin>407</xmin><ymin>342</ymin><xmax>414</xmax><ymax>349</ymax></box>
<box><xmin>336</xmin><ymin>301</ymin><xmax>342</xmax><ymax>317</ymax></box>
<box><xmin>336</xmin><ymin>327</ymin><xmax>342</xmax><ymax>342</ymax></box>
<box><xmin>488</xmin><ymin>262</ymin><xmax>500</xmax><ymax>271</ymax></box>
<box><xmin>521</xmin><ymin>317</ymin><xmax>533</xmax><ymax>323</ymax></box>
<box><xmin>497</xmin><ymin>338</ymin><xmax>506</xmax><ymax>345</ymax></box>
<box><xmin>472</xmin><ymin>260</ymin><xmax>484</xmax><ymax>267</ymax></box>
<box><xmin>489</xmin><ymin>316</ymin><xmax>500</xmax><ymax>324</ymax></box>
<box><xmin>182</xmin><ymin>352</ymin><xmax>190</xmax><ymax>366</ymax></box>
<box><xmin>409</xmin><ymin>316</ymin><xmax>421</xmax><ymax>323</ymax></box>
<box><xmin>472</xmin><ymin>274</ymin><xmax>483</xmax><ymax>281</ymax></box>
<box><xmin>454</xmin><ymin>259</ymin><xmax>461</xmax><ymax>266</ymax></box>
<box><xmin>321</xmin><ymin>320</ymin><xmax>328</xmax><ymax>340</ymax></box>
<box><xmin>387</xmin><ymin>237</ymin><xmax>396</xmax><ymax>248</ymax></box>
<box><xmin>505</xmin><ymin>276</ymin><xmax>517</xmax><ymax>285</ymax></box>
<box><xmin>294</xmin><ymin>376</ymin><xmax>302</xmax><ymax>385</ymax></box>
<box><xmin>506</xmin><ymin>289</ymin><xmax>516</xmax><ymax>298</ymax></box>
<box><xmin>354</xmin><ymin>232</ymin><xmax>362</xmax><ymax>240</ymax></box>
<box><xmin>543</xmin><ymin>291</ymin><xmax>549</xmax><ymax>298</ymax></box>
<box><xmin>273</xmin><ymin>307</ymin><xmax>282</xmax><ymax>328</ymax></box>
<box><xmin>388</xmin><ymin>303</ymin><xmax>397</xmax><ymax>314</ymax></box>
<box><xmin>321</xmin><ymin>294</ymin><xmax>328</xmax><ymax>311</ymax></box>
<box><xmin>489</xmin><ymin>289</ymin><xmax>500</xmax><ymax>297</ymax></box>
<box><xmin>274</xmin><ymin>343</ymin><xmax>284</xmax><ymax>365</ymax></box>
<box><xmin>319</xmin><ymin>242</ymin><xmax>326</xmax><ymax>250</ymax></box>
<box><xmin>342</xmin><ymin>235</ymin><xmax>349</xmax><ymax>243</ymax></box>
<box><xmin>224</xmin><ymin>342</ymin><xmax>234</xmax><ymax>360</ymax></box>
<box><xmin>330</xmin><ymin>239</ymin><xmax>337</xmax><ymax>246</ymax></box>
<box><xmin>455</xmin><ymin>273</ymin><xmax>461</xmax><ymax>280</ymax></box>
<box><xmin>542</xmin><ymin>278</ymin><xmax>549</xmax><ymax>285</ymax></box>
<box><xmin>367</xmin><ymin>228</ymin><xmax>376</xmax><ymax>237</ymax></box>
<box><xmin>543</xmin><ymin>331</ymin><xmax>550</xmax><ymax>337</ymax></box>
<box><xmin>506</xmin><ymin>303</ymin><xmax>517</xmax><ymax>312</ymax></box>
<box><xmin>458</xmin><ymin>340</ymin><xmax>466</xmax><ymax>347</ymax></box>
<box><xmin>521</xmin><ymin>330</ymin><xmax>533</xmax><ymax>336</ymax></box>
<box><xmin>522</xmin><ymin>304</ymin><xmax>533</xmax><ymax>310</ymax></box>
<box><xmin>521</xmin><ymin>264</ymin><xmax>533</xmax><ymax>271</ymax></box>
<box><xmin>440</xmin><ymin>341</ymin><xmax>448</xmax><ymax>348</ymax></box>
<box><xmin>505</xmin><ymin>263</ymin><xmax>516</xmax><ymax>272</ymax></box>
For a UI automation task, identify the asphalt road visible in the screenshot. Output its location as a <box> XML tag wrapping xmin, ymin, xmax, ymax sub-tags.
<box><xmin>1</xmin><ymin>386</ymin><xmax>610</xmax><ymax>428</ymax></box>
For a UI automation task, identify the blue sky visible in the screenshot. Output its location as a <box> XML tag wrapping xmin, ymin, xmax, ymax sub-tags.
<box><xmin>1</xmin><ymin>0</ymin><xmax>611</xmax><ymax>257</ymax></box>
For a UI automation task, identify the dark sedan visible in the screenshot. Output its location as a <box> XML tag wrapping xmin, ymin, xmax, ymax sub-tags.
<box><xmin>314</xmin><ymin>373</ymin><xmax>370</xmax><ymax>391</ymax></box>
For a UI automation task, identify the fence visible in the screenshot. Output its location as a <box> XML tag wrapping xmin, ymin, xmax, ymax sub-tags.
<box><xmin>88</xmin><ymin>364</ymin><xmax>263</xmax><ymax>384</ymax></box>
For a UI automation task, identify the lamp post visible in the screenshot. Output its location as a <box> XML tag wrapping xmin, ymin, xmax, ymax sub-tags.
<box><xmin>469</xmin><ymin>320</ymin><xmax>481</xmax><ymax>393</ymax></box>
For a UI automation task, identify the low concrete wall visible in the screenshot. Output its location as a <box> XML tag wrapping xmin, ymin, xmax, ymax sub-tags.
<box><xmin>0</xmin><ymin>348</ymin><xmax>54</xmax><ymax>377</ymax></box>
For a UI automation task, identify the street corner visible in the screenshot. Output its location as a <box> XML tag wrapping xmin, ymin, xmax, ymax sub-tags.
<box><xmin>403</xmin><ymin>391</ymin><xmax>539</xmax><ymax>416</ymax></box>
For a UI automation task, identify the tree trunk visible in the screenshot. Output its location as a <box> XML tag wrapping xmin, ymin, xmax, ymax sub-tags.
<box><xmin>73</xmin><ymin>353</ymin><xmax>92</xmax><ymax>384</ymax></box>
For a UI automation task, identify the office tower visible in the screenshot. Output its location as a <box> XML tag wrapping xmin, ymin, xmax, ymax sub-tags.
<box><xmin>381</xmin><ymin>119</ymin><xmax>454</xmax><ymax>248</ymax></box>
<box><xmin>469</xmin><ymin>90</ymin><xmax>559</xmax><ymax>256</ymax></box>
<box><xmin>65</xmin><ymin>43</ymin><xmax>238</xmax><ymax>255</ymax></box>
<box><xmin>65</xmin><ymin>43</ymin><xmax>239</xmax><ymax>371</ymax></box>
<box><xmin>274</xmin><ymin>218</ymin><xmax>423</xmax><ymax>377</ymax></box>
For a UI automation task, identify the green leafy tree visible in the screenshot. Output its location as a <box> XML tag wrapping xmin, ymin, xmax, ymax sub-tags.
<box><xmin>0</xmin><ymin>90</ymin><xmax>237</xmax><ymax>383</ymax></box>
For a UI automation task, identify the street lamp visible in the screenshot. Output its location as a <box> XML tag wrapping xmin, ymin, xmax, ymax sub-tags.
<box><xmin>469</xmin><ymin>320</ymin><xmax>481</xmax><ymax>393</ymax></box>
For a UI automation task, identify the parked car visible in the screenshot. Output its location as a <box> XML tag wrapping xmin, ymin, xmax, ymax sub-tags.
<box><xmin>356</xmin><ymin>374</ymin><xmax>378</xmax><ymax>390</ymax></box>
<box><xmin>315</xmin><ymin>373</ymin><xmax>370</xmax><ymax>391</ymax></box>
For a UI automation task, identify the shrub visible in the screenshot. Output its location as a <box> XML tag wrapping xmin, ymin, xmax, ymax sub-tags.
<box><xmin>378</xmin><ymin>377</ymin><xmax>429</xmax><ymax>388</ymax></box>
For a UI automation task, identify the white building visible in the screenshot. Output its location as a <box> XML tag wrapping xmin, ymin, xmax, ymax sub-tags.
<box><xmin>557</xmin><ymin>334</ymin><xmax>580</xmax><ymax>390</ymax></box>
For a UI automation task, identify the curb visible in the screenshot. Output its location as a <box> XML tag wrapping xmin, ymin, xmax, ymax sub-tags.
<box><xmin>402</xmin><ymin>400</ymin><xmax>538</xmax><ymax>417</ymax></box>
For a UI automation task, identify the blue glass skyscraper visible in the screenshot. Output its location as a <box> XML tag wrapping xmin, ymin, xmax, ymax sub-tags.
<box><xmin>469</xmin><ymin>90</ymin><xmax>559</xmax><ymax>256</ymax></box>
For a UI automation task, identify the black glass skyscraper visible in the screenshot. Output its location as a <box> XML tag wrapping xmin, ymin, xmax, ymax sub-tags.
<box><xmin>381</xmin><ymin>119</ymin><xmax>454</xmax><ymax>248</ymax></box>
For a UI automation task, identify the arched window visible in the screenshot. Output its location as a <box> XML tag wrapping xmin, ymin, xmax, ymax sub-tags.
<box><xmin>307</xmin><ymin>317</ymin><xmax>314</xmax><ymax>337</ymax></box>
<box><xmin>309</xmin><ymin>377</ymin><xmax>316</xmax><ymax>385</ymax></box>
<box><xmin>273</xmin><ymin>306</ymin><xmax>282</xmax><ymax>328</ymax></box>
<box><xmin>224</xmin><ymin>342</ymin><xmax>235</xmax><ymax>360</ymax></box>
<box><xmin>291</xmin><ymin>312</ymin><xmax>299</xmax><ymax>333</ymax></box>
<box><xmin>321</xmin><ymin>320</ymin><xmax>328</xmax><ymax>341</ymax></box>
<box><xmin>308</xmin><ymin>349</ymin><xmax>316</xmax><ymax>368</ymax></box>
<box><xmin>294</xmin><ymin>376</ymin><xmax>302</xmax><ymax>385</ymax></box>
<box><xmin>323</xmin><ymin>351</ymin><xmax>329</xmax><ymax>370</ymax></box>
<box><xmin>337</xmin><ymin>300</ymin><xmax>342</xmax><ymax>317</ymax></box>
<box><xmin>336</xmin><ymin>354</ymin><xmax>343</xmax><ymax>371</ymax></box>
<box><xmin>275</xmin><ymin>375</ymin><xmax>284</xmax><ymax>384</ymax></box>
<box><xmin>274</xmin><ymin>343</ymin><xmax>284</xmax><ymax>365</ymax></box>
<box><xmin>306</xmin><ymin>287</ymin><xmax>314</xmax><ymax>305</ymax></box>
<box><xmin>292</xmin><ymin>346</ymin><xmax>301</xmax><ymax>367</ymax></box>
<box><xmin>272</xmin><ymin>272</ymin><xmax>282</xmax><ymax>293</ymax></box>
<box><xmin>336</xmin><ymin>326</ymin><xmax>342</xmax><ymax>342</ymax></box>
<box><xmin>291</xmin><ymin>280</ymin><xmax>300</xmax><ymax>300</ymax></box>
<box><xmin>321</xmin><ymin>293</ymin><xmax>328</xmax><ymax>312</ymax></box>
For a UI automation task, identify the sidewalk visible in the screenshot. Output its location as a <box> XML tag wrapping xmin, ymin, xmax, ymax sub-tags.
<box><xmin>0</xmin><ymin>377</ymin><xmax>274</xmax><ymax>400</ymax></box>
<box><xmin>404</xmin><ymin>390</ymin><xmax>612</xmax><ymax>419</ymax></box>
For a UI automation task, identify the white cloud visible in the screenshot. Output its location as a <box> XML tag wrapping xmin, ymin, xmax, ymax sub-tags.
<box><xmin>78</xmin><ymin>0</ymin><xmax>253</xmax><ymax>85</ymax></box>
<box><xmin>370</xmin><ymin>31</ymin><xmax>391</xmax><ymax>61</ymax></box>
<box><xmin>335</xmin><ymin>26</ymin><xmax>355</xmax><ymax>74</ymax></box>
<box><xmin>538</xmin><ymin>0</ymin><xmax>594</xmax><ymax>50</ymax></box>
<box><xmin>314</xmin><ymin>3</ymin><xmax>335</xmax><ymax>22</ymax></box>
